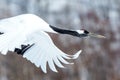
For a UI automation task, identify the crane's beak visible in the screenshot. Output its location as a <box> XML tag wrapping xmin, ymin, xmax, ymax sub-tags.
<box><xmin>88</xmin><ymin>32</ymin><xmax>106</xmax><ymax>38</ymax></box>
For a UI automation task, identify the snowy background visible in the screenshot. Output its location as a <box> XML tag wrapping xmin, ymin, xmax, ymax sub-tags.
<box><xmin>0</xmin><ymin>0</ymin><xmax>120</xmax><ymax>80</ymax></box>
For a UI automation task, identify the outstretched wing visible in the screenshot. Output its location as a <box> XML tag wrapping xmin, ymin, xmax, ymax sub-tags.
<box><xmin>0</xmin><ymin>30</ymin><xmax>81</xmax><ymax>73</ymax></box>
<box><xmin>23</xmin><ymin>31</ymin><xmax>82</xmax><ymax>73</ymax></box>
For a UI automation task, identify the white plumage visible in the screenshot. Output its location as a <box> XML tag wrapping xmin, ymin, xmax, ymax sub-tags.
<box><xmin>0</xmin><ymin>14</ymin><xmax>81</xmax><ymax>73</ymax></box>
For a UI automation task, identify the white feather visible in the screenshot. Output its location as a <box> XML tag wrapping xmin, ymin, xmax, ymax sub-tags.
<box><xmin>23</xmin><ymin>31</ymin><xmax>81</xmax><ymax>73</ymax></box>
<box><xmin>0</xmin><ymin>14</ymin><xmax>81</xmax><ymax>73</ymax></box>
<box><xmin>0</xmin><ymin>32</ymin><xmax>26</xmax><ymax>55</ymax></box>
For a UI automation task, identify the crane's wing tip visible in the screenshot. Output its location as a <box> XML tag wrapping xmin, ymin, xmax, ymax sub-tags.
<box><xmin>41</xmin><ymin>68</ymin><xmax>58</xmax><ymax>73</ymax></box>
<box><xmin>42</xmin><ymin>70</ymin><xmax>47</xmax><ymax>73</ymax></box>
<box><xmin>72</xmin><ymin>50</ymin><xmax>82</xmax><ymax>59</ymax></box>
<box><xmin>68</xmin><ymin>50</ymin><xmax>82</xmax><ymax>59</ymax></box>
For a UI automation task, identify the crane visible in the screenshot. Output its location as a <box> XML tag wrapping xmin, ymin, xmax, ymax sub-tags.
<box><xmin>0</xmin><ymin>14</ymin><xmax>105</xmax><ymax>73</ymax></box>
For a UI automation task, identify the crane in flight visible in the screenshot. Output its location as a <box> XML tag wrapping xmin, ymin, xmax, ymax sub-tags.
<box><xmin>0</xmin><ymin>14</ymin><xmax>105</xmax><ymax>73</ymax></box>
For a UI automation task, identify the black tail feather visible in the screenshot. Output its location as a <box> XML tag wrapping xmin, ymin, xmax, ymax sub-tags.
<box><xmin>14</xmin><ymin>44</ymin><xmax>34</xmax><ymax>55</ymax></box>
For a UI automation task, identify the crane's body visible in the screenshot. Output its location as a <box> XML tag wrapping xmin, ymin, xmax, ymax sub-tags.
<box><xmin>0</xmin><ymin>14</ymin><xmax>105</xmax><ymax>73</ymax></box>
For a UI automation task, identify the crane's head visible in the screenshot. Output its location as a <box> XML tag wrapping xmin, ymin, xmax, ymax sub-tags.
<box><xmin>76</xmin><ymin>29</ymin><xmax>106</xmax><ymax>38</ymax></box>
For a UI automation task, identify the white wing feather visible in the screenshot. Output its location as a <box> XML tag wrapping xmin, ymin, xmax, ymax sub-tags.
<box><xmin>23</xmin><ymin>31</ymin><xmax>81</xmax><ymax>73</ymax></box>
<box><xmin>0</xmin><ymin>32</ymin><xmax>26</xmax><ymax>55</ymax></box>
<box><xmin>0</xmin><ymin>31</ymin><xmax>81</xmax><ymax>73</ymax></box>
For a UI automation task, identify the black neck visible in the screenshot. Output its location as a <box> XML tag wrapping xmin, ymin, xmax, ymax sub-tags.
<box><xmin>49</xmin><ymin>25</ymin><xmax>87</xmax><ymax>37</ymax></box>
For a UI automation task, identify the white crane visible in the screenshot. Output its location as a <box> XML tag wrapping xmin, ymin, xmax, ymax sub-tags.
<box><xmin>0</xmin><ymin>14</ymin><xmax>105</xmax><ymax>73</ymax></box>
